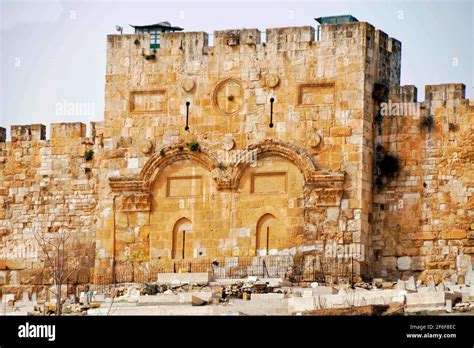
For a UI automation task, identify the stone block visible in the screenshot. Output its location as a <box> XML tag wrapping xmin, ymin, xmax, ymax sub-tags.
<box><xmin>405</xmin><ymin>292</ymin><xmax>445</xmax><ymax>313</ymax></box>
<box><xmin>330</xmin><ymin>127</ymin><xmax>352</xmax><ymax>137</ymax></box>
<box><xmin>440</xmin><ymin>230</ymin><xmax>467</xmax><ymax>240</ymax></box>
<box><xmin>397</xmin><ymin>256</ymin><xmax>412</xmax><ymax>271</ymax></box>
<box><xmin>157</xmin><ymin>272</ymin><xmax>211</xmax><ymax>284</ymax></box>
<box><xmin>405</xmin><ymin>276</ymin><xmax>416</xmax><ymax>292</ymax></box>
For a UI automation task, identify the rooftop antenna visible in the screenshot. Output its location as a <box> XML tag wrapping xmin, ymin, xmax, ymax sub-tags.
<box><xmin>115</xmin><ymin>25</ymin><xmax>123</xmax><ymax>35</ymax></box>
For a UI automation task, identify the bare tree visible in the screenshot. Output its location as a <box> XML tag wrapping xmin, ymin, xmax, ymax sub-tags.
<box><xmin>33</xmin><ymin>226</ymin><xmax>83</xmax><ymax>316</ymax></box>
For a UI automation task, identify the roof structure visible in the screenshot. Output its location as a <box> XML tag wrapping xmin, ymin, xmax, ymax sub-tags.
<box><xmin>314</xmin><ymin>15</ymin><xmax>359</xmax><ymax>25</ymax></box>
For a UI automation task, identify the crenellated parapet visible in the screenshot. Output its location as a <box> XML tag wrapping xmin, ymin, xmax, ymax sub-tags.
<box><xmin>11</xmin><ymin>124</ymin><xmax>46</xmax><ymax>142</ymax></box>
<box><xmin>0</xmin><ymin>121</ymin><xmax>103</xmax><ymax>147</ymax></box>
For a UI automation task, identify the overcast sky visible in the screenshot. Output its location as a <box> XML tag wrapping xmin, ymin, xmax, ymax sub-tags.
<box><xmin>0</xmin><ymin>0</ymin><xmax>472</xmax><ymax>138</ymax></box>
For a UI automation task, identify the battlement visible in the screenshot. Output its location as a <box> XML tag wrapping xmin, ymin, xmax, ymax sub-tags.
<box><xmin>389</xmin><ymin>85</ymin><xmax>418</xmax><ymax>103</ymax></box>
<box><xmin>425</xmin><ymin>83</ymin><xmax>465</xmax><ymax>101</ymax></box>
<box><xmin>51</xmin><ymin>122</ymin><xmax>86</xmax><ymax>139</ymax></box>
<box><xmin>10</xmin><ymin>124</ymin><xmax>46</xmax><ymax>142</ymax></box>
<box><xmin>0</xmin><ymin>122</ymin><xmax>97</xmax><ymax>143</ymax></box>
<box><xmin>107</xmin><ymin>22</ymin><xmax>399</xmax><ymax>52</ymax></box>
<box><xmin>161</xmin><ymin>31</ymin><xmax>209</xmax><ymax>55</ymax></box>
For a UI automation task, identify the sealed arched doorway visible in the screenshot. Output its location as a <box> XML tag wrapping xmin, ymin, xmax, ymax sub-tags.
<box><xmin>256</xmin><ymin>214</ymin><xmax>277</xmax><ymax>256</ymax></box>
<box><xmin>172</xmin><ymin>218</ymin><xmax>194</xmax><ymax>259</ymax></box>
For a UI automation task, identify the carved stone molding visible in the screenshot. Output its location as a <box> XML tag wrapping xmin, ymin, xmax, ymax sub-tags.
<box><xmin>305</xmin><ymin>187</ymin><xmax>344</xmax><ymax>208</ymax></box>
<box><xmin>109</xmin><ymin>139</ymin><xmax>345</xmax><ymax>195</ymax></box>
<box><xmin>109</xmin><ymin>176</ymin><xmax>144</xmax><ymax>192</ymax></box>
<box><xmin>116</xmin><ymin>193</ymin><xmax>152</xmax><ymax>212</ymax></box>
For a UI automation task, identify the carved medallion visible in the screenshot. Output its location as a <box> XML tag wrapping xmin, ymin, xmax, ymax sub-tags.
<box><xmin>308</xmin><ymin>133</ymin><xmax>322</xmax><ymax>148</ymax></box>
<box><xmin>139</xmin><ymin>140</ymin><xmax>154</xmax><ymax>154</ymax></box>
<box><xmin>181</xmin><ymin>78</ymin><xmax>195</xmax><ymax>92</ymax></box>
<box><xmin>222</xmin><ymin>136</ymin><xmax>235</xmax><ymax>151</ymax></box>
<box><xmin>265</xmin><ymin>74</ymin><xmax>280</xmax><ymax>88</ymax></box>
<box><xmin>213</xmin><ymin>78</ymin><xmax>244</xmax><ymax>115</ymax></box>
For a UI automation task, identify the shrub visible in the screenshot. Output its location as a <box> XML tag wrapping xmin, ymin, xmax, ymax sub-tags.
<box><xmin>134</xmin><ymin>39</ymin><xmax>140</xmax><ymax>46</ymax></box>
<box><xmin>159</xmin><ymin>149</ymin><xmax>165</xmax><ymax>157</ymax></box>
<box><xmin>374</xmin><ymin>144</ymin><xmax>400</xmax><ymax>188</ymax></box>
<box><xmin>84</xmin><ymin>150</ymin><xmax>94</xmax><ymax>161</ymax></box>
<box><xmin>84</xmin><ymin>167</ymin><xmax>91</xmax><ymax>174</ymax></box>
<box><xmin>419</xmin><ymin>115</ymin><xmax>434</xmax><ymax>132</ymax></box>
<box><xmin>187</xmin><ymin>142</ymin><xmax>200</xmax><ymax>152</ymax></box>
<box><xmin>378</xmin><ymin>154</ymin><xmax>400</xmax><ymax>179</ymax></box>
<box><xmin>448</xmin><ymin>123</ymin><xmax>458</xmax><ymax>132</ymax></box>
<box><xmin>372</xmin><ymin>83</ymin><xmax>388</xmax><ymax>103</ymax></box>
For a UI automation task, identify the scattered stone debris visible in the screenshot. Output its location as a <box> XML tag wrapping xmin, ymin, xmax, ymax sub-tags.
<box><xmin>1</xmin><ymin>274</ymin><xmax>473</xmax><ymax>316</ymax></box>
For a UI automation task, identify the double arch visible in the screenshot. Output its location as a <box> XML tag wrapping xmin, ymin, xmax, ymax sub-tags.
<box><xmin>139</xmin><ymin>139</ymin><xmax>320</xmax><ymax>192</ymax></box>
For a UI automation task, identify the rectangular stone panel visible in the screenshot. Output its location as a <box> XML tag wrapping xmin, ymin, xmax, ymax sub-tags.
<box><xmin>298</xmin><ymin>83</ymin><xmax>335</xmax><ymax>106</ymax></box>
<box><xmin>130</xmin><ymin>90</ymin><xmax>167</xmax><ymax>113</ymax></box>
<box><xmin>167</xmin><ymin>176</ymin><xmax>203</xmax><ymax>197</ymax></box>
<box><xmin>251</xmin><ymin>172</ymin><xmax>287</xmax><ymax>194</ymax></box>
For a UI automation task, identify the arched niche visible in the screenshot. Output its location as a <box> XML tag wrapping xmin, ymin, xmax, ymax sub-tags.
<box><xmin>171</xmin><ymin>217</ymin><xmax>193</xmax><ymax>260</ymax></box>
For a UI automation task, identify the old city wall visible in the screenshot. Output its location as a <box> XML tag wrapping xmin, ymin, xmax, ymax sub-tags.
<box><xmin>371</xmin><ymin>84</ymin><xmax>474</xmax><ymax>281</ymax></box>
<box><xmin>0</xmin><ymin>123</ymin><xmax>103</xmax><ymax>291</ymax></box>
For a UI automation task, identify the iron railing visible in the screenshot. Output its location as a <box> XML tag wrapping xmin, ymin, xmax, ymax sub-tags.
<box><xmin>77</xmin><ymin>254</ymin><xmax>355</xmax><ymax>288</ymax></box>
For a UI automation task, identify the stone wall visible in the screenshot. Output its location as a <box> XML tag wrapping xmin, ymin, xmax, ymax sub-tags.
<box><xmin>371</xmin><ymin>84</ymin><xmax>474</xmax><ymax>281</ymax></box>
<box><xmin>0</xmin><ymin>122</ymin><xmax>102</xmax><ymax>289</ymax></box>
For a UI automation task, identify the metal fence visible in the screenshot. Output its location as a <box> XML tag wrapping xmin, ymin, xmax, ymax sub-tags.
<box><xmin>78</xmin><ymin>254</ymin><xmax>354</xmax><ymax>288</ymax></box>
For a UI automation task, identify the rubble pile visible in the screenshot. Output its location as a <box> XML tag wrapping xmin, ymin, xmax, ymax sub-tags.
<box><xmin>1</xmin><ymin>274</ymin><xmax>473</xmax><ymax>316</ymax></box>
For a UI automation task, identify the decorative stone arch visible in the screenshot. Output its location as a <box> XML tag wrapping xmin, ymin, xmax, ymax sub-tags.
<box><xmin>109</xmin><ymin>139</ymin><xmax>345</xmax><ymax>208</ymax></box>
<box><xmin>140</xmin><ymin>144</ymin><xmax>221</xmax><ymax>191</ymax></box>
<box><xmin>231</xmin><ymin>139</ymin><xmax>321</xmax><ymax>189</ymax></box>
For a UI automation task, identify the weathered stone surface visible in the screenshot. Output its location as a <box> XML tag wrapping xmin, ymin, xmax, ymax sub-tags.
<box><xmin>397</xmin><ymin>256</ymin><xmax>412</xmax><ymax>271</ymax></box>
<box><xmin>405</xmin><ymin>292</ymin><xmax>445</xmax><ymax>313</ymax></box>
